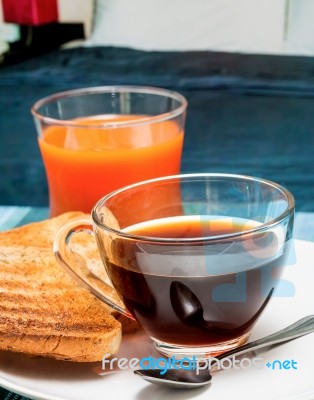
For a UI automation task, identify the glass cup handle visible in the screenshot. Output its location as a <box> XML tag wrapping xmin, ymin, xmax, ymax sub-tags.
<box><xmin>53</xmin><ymin>217</ymin><xmax>135</xmax><ymax>320</ymax></box>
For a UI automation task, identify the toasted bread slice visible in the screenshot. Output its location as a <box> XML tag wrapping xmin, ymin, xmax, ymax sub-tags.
<box><xmin>0</xmin><ymin>212</ymin><xmax>124</xmax><ymax>362</ymax></box>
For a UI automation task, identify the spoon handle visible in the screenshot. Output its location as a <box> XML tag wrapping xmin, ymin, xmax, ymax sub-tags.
<box><xmin>216</xmin><ymin>315</ymin><xmax>314</xmax><ymax>361</ymax></box>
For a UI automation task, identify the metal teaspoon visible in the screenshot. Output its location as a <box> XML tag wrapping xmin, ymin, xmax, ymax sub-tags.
<box><xmin>134</xmin><ymin>315</ymin><xmax>314</xmax><ymax>389</ymax></box>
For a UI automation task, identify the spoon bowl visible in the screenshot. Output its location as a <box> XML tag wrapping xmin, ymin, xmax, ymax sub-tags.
<box><xmin>134</xmin><ymin>368</ymin><xmax>212</xmax><ymax>389</ymax></box>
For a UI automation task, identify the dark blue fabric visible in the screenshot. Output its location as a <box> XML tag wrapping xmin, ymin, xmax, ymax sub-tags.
<box><xmin>0</xmin><ymin>46</ymin><xmax>314</xmax><ymax>210</ymax></box>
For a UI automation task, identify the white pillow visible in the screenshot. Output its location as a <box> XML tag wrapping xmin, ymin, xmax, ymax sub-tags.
<box><xmin>89</xmin><ymin>0</ymin><xmax>286</xmax><ymax>53</ymax></box>
<box><xmin>58</xmin><ymin>0</ymin><xmax>94</xmax><ymax>36</ymax></box>
<box><xmin>285</xmin><ymin>0</ymin><xmax>314</xmax><ymax>55</ymax></box>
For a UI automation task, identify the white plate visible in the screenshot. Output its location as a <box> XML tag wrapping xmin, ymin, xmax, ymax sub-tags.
<box><xmin>1</xmin><ymin>239</ymin><xmax>314</xmax><ymax>400</ymax></box>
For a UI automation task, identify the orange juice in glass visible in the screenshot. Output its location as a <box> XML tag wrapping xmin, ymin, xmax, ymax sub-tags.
<box><xmin>31</xmin><ymin>87</ymin><xmax>187</xmax><ymax>216</ymax></box>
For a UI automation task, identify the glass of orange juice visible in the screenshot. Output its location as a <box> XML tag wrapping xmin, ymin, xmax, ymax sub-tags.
<box><xmin>31</xmin><ymin>86</ymin><xmax>187</xmax><ymax>216</ymax></box>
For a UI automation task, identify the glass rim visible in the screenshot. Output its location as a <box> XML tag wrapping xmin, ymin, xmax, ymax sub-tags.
<box><xmin>92</xmin><ymin>173</ymin><xmax>295</xmax><ymax>243</ymax></box>
<box><xmin>31</xmin><ymin>85</ymin><xmax>187</xmax><ymax>129</ymax></box>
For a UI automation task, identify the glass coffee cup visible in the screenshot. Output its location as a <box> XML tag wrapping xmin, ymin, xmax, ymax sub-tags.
<box><xmin>54</xmin><ymin>173</ymin><xmax>295</xmax><ymax>359</ymax></box>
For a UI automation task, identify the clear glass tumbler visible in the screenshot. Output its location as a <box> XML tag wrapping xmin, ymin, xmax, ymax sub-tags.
<box><xmin>32</xmin><ymin>86</ymin><xmax>187</xmax><ymax>216</ymax></box>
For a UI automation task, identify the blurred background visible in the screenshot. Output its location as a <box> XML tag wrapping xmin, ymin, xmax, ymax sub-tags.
<box><xmin>0</xmin><ymin>0</ymin><xmax>313</xmax><ymax>210</ymax></box>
